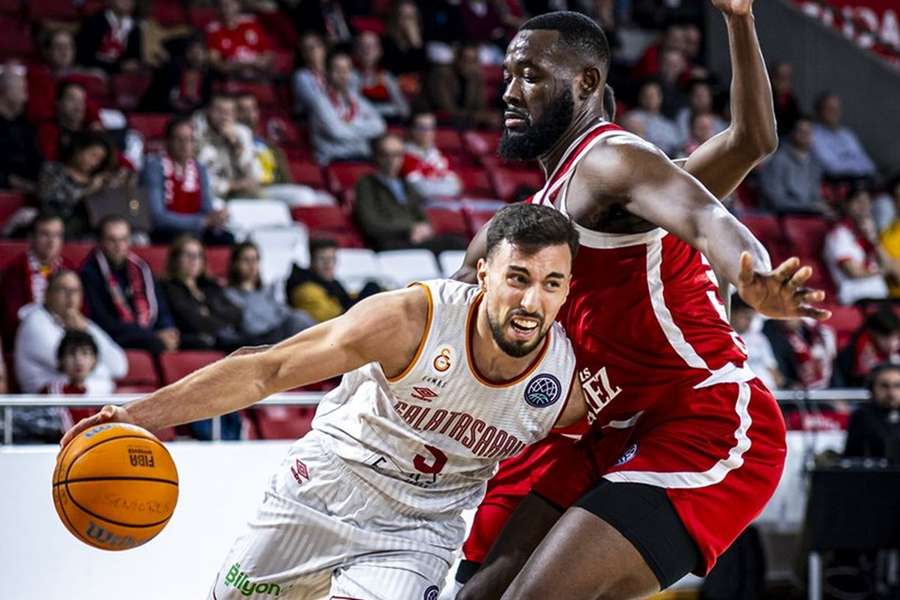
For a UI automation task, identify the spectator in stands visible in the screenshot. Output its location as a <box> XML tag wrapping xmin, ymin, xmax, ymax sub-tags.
<box><xmin>0</xmin><ymin>213</ymin><xmax>72</xmax><ymax>340</ymax></box>
<box><xmin>142</xmin><ymin>36</ymin><xmax>213</xmax><ymax>115</ymax></box>
<box><xmin>459</xmin><ymin>0</ymin><xmax>507</xmax><ymax>48</ymax></box>
<box><xmin>625</xmin><ymin>80</ymin><xmax>681</xmax><ymax>156</ymax></box>
<box><xmin>39</xmin><ymin>330</ymin><xmax>107</xmax><ymax>396</ymax></box>
<box><xmin>426</xmin><ymin>42</ymin><xmax>499</xmax><ymax>129</ymax></box>
<box><xmin>308</xmin><ymin>50</ymin><xmax>386</xmax><ymax>165</ymax></box>
<box><xmin>81</xmin><ymin>216</ymin><xmax>179</xmax><ymax>353</ymax></box>
<box><xmin>837</xmin><ymin>307</ymin><xmax>900</xmax><ymax>388</ymax></box>
<box><xmin>401</xmin><ymin>111</ymin><xmax>462</xmax><ymax>199</ymax></box>
<box><xmin>206</xmin><ymin>0</ymin><xmax>273</xmax><ymax>80</ymax></box>
<box><xmin>15</xmin><ymin>270</ymin><xmax>126</xmax><ymax>394</ymax></box>
<box><xmin>351</xmin><ymin>31</ymin><xmax>409</xmax><ymax>121</ymax></box>
<box><xmin>770</xmin><ymin>61</ymin><xmax>801</xmax><ymax>137</ymax></box>
<box><xmin>675</xmin><ymin>79</ymin><xmax>725</xmax><ymax>146</ymax></box>
<box><xmin>730</xmin><ymin>297</ymin><xmax>783</xmax><ymax>390</ymax></box>
<box><xmin>161</xmin><ymin>234</ymin><xmax>247</xmax><ymax>351</ymax></box>
<box><xmin>382</xmin><ymin>0</ymin><xmax>428</xmax><ymax>77</ymax></box>
<box><xmin>874</xmin><ymin>173</ymin><xmax>900</xmax><ymax>233</ymax></box>
<box><xmin>288</xmin><ymin>0</ymin><xmax>352</xmax><ymax>45</ymax></box>
<box><xmin>224</xmin><ymin>241</ymin><xmax>314</xmax><ymax>343</ymax></box>
<box><xmin>193</xmin><ymin>93</ymin><xmax>258</xmax><ymax>198</ymax></box>
<box><xmin>292</xmin><ymin>31</ymin><xmax>328</xmax><ymax>116</ymax></box>
<box><xmin>286</xmin><ymin>237</ymin><xmax>379</xmax><ymax>322</ymax></box>
<box><xmin>354</xmin><ymin>133</ymin><xmax>467</xmax><ymax>253</ymax></box>
<box><xmin>143</xmin><ymin>117</ymin><xmax>232</xmax><ymax>245</ymax></box>
<box><xmin>37</xmin><ymin>130</ymin><xmax>116</xmax><ymax>239</ymax></box>
<box><xmin>26</xmin><ymin>29</ymin><xmax>79</xmax><ymax>123</ymax></box>
<box><xmin>844</xmin><ymin>362</ymin><xmax>900</xmax><ymax>462</ymax></box>
<box><xmin>824</xmin><ymin>185</ymin><xmax>891</xmax><ymax>305</ymax></box>
<box><xmin>763</xmin><ymin>317</ymin><xmax>837</xmax><ymax>390</ymax></box>
<box><xmin>811</xmin><ymin>92</ymin><xmax>877</xmax><ymax>182</ymax></box>
<box><xmin>0</xmin><ymin>64</ymin><xmax>42</xmax><ymax>194</ymax></box>
<box><xmin>657</xmin><ymin>48</ymin><xmax>689</xmax><ymax>119</ymax></box>
<box><xmin>681</xmin><ymin>112</ymin><xmax>718</xmax><ymax>157</ymax></box>
<box><xmin>36</xmin><ymin>81</ymin><xmax>101</xmax><ymax>162</ymax></box>
<box><xmin>759</xmin><ymin>117</ymin><xmax>828</xmax><ymax>215</ymax></box>
<box><xmin>633</xmin><ymin>23</ymin><xmax>687</xmax><ymax>82</ymax></box>
<box><xmin>878</xmin><ymin>177</ymin><xmax>900</xmax><ymax>297</ymax></box>
<box><xmin>75</xmin><ymin>0</ymin><xmax>143</xmax><ymax>74</ymax></box>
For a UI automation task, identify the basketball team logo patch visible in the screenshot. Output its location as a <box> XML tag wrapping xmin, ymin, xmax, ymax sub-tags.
<box><xmin>524</xmin><ymin>374</ymin><xmax>561</xmax><ymax>408</ymax></box>
<box><xmin>431</xmin><ymin>345</ymin><xmax>455</xmax><ymax>374</ymax></box>
<box><xmin>424</xmin><ymin>585</ymin><xmax>440</xmax><ymax>600</ymax></box>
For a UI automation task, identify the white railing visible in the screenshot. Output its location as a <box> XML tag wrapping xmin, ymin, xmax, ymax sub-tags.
<box><xmin>0</xmin><ymin>389</ymin><xmax>871</xmax><ymax>444</ymax></box>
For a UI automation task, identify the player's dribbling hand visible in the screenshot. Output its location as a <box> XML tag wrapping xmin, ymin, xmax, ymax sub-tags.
<box><xmin>737</xmin><ymin>252</ymin><xmax>832</xmax><ymax>321</ymax></box>
<box><xmin>711</xmin><ymin>0</ymin><xmax>753</xmax><ymax>17</ymax></box>
<box><xmin>60</xmin><ymin>404</ymin><xmax>136</xmax><ymax>449</ymax></box>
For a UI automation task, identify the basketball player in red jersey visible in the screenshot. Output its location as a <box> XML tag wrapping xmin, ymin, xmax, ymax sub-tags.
<box><xmin>454</xmin><ymin>3</ymin><xmax>831</xmax><ymax>599</ymax></box>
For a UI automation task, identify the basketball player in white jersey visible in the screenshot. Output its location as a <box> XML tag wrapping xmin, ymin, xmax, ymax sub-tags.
<box><xmin>61</xmin><ymin>203</ymin><xmax>587</xmax><ymax>600</ymax></box>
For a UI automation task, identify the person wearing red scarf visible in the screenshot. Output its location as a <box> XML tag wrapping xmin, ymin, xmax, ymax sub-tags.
<box><xmin>75</xmin><ymin>0</ymin><xmax>142</xmax><ymax>74</ymax></box>
<box><xmin>350</xmin><ymin>31</ymin><xmax>409</xmax><ymax>120</ymax></box>
<box><xmin>837</xmin><ymin>307</ymin><xmax>900</xmax><ymax>387</ymax></box>
<box><xmin>80</xmin><ymin>216</ymin><xmax>180</xmax><ymax>354</ymax></box>
<box><xmin>0</xmin><ymin>213</ymin><xmax>73</xmax><ymax>340</ymax></box>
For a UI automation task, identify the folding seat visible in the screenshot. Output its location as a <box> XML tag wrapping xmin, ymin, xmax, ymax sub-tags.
<box><xmin>376</xmin><ymin>249</ymin><xmax>441</xmax><ymax>288</ymax></box>
<box><xmin>149</xmin><ymin>0</ymin><xmax>185</xmax><ymax>26</ymax></box>
<box><xmin>28</xmin><ymin>0</ymin><xmax>78</xmax><ymax>21</ymax></box>
<box><xmin>325</xmin><ymin>162</ymin><xmax>376</xmax><ymax>196</ymax></box>
<box><xmin>461</xmin><ymin>200</ymin><xmax>503</xmax><ymax>235</ymax></box>
<box><xmin>0</xmin><ymin>240</ymin><xmax>26</xmax><ymax>269</ymax></box>
<box><xmin>490</xmin><ymin>167</ymin><xmax>544</xmax><ymax>203</ymax></box>
<box><xmin>0</xmin><ymin>16</ymin><xmax>32</xmax><ymax>59</ymax></box>
<box><xmin>128</xmin><ymin>113</ymin><xmax>169</xmax><ymax>141</ymax></box>
<box><xmin>781</xmin><ymin>216</ymin><xmax>835</xmax><ymax>296</ymax></box>
<box><xmin>291</xmin><ymin>205</ymin><xmax>351</xmax><ymax>232</ymax></box>
<box><xmin>334</xmin><ymin>248</ymin><xmax>383</xmax><ymax>294</ymax></box>
<box><xmin>456</xmin><ymin>166</ymin><xmax>496</xmax><ymax>198</ymax></box>
<box><xmin>288</xmin><ymin>161</ymin><xmax>326</xmax><ymax>189</ymax></box>
<box><xmin>205</xmin><ymin>247</ymin><xmax>231</xmax><ymax>279</ymax></box>
<box><xmin>462</xmin><ymin>130</ymin><xmax>501</xmax><ymax>158</ymax></box>
<box><xmin>740</xmin><ymin>213</ymin><xmax>786</xmax><ymax>260</ymax></box>
<box><xmin>426</xmin><ymin>206</ymin><xmax>469</xmax><ymax>238</ymax></box>
<box><xmin>131</xmin><ymin>245</ymin><xmax>169</xmax><ymax>276</ymax></box>
<box><xmin>227</xmin><ymin>199</ymin><xmax>293</xmax><ymax>237</ymax></box>
<box><xmin>434</xmin><ymin>127</ymin><xmax>464</xmax><ymax>155</ymax></box>
<box><xmin>223</xmin><ymin>80</ymin><xmax>276</xmax><ymax>108</ymax></box>
<box><xmin>60</xmin><ymin>243</ymin><xmax>94</xmax><ymax>269</ymax></box>
<box><xmin>159</xmin><ymin>351</ymin><xmax>225</xmax><ymax>385</ymax></box>
<box><xmin>111</xmin><ymin>72</ymin><xmax>152</xmax><ymax>112</ymax></box>
<box><xmin>118</xmin><ymin>350</ymin><xmax>159</xmax><ymax>390</ymax></box>
<box><xmin>827</xmin><ymin>305</ymin><xmax>863</xmax><ymax>350</ymax></box>
<box><xmin>188</xmin><ymin>6</ymin><xmax>218</xmax><ymax>30</ymax></box>
<box><xmin>439</xmin><ymin>250</ymin><xmax>466</xmax><ymax>277</ymax></box>
<box><xmin>0</xmin><ymin>190</ymin><xmax>26</xmax><ymax>229</ymax></box>
<box><xmin>250</xmin><ymin>406</ymin><xmax>315</xmax><ymax>440</ymax></box>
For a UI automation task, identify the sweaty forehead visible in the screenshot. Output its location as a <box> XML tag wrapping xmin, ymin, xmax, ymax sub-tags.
<box><xmin>505</xmin><ymin>30</ymin><xmax>565</xmax><ymax>70</ymax></box>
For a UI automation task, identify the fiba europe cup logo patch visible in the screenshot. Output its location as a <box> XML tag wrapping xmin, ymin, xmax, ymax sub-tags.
<box><xmin>424</xmin><ymin>585</ymin><xmax>440</xmax><ymax>600</ymax></box>
<box><xmin>524</xmin><ymin>374</ymin><xmax>562</xmax><ymax>408</ymax></box>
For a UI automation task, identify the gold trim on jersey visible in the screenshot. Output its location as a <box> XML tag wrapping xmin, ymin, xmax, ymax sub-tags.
<box><xmin>386</xmin><ymin>283</ymin><xmax>434</xmax><ymax>383</ymax></box>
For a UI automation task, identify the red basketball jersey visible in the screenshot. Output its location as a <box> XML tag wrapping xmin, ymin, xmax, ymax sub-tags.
<box><xmin>531</xmin><ymin>121</ymin><xmax>751</xmax><ymax>430</ymax></box>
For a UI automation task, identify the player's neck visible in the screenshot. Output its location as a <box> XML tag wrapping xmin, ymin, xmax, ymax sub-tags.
<box><xmin>538</xmin><ymin>109</ymin><xmax>605</xmax><ymax>177</ymax></box>
<box><xmin>471</xmin><ymin>305</ymin><xmax>544</xmax><ymax>382</ymax></box>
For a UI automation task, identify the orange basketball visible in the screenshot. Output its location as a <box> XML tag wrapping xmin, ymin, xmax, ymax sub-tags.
<box><xmin>52</xmin><ymin>423</ymin><xmax>179</xmax><ymax>551</ymax></box>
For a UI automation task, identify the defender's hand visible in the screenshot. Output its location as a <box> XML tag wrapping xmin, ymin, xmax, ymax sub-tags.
<box><xmin>60</xmin><ymin>404</ymin><xmax>136</xmax><ymax>449</ymax></box>
<box><xmin>712</xmin><ymin>0</ymin><xmax>753</xmax><ymax>16</ymax></box>
<box><xmin>736</xmin><ymin>252</ymin><xmax>832</xmax><ymax>320</ymax></box>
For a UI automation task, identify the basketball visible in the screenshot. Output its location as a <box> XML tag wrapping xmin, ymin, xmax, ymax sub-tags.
<box><xmin>52</xmin><ymin>423</ymin><xmax>179</xmax><ymax>551</ymax></box>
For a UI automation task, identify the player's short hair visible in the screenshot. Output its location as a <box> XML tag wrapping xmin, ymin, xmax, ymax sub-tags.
<box><xmin>486</xmin><ymin>203</ymin><xmax>579</xmax><ymax>260</ymax></box>
<box><xmin>57</xmin><ymin>329</ymin><xmax>98</xmax><ymax>363</ymax></box>
<box><xmin>521</xmin><ymin>11</ymin><xmax>610</xmax><ymax>71</ymax></box>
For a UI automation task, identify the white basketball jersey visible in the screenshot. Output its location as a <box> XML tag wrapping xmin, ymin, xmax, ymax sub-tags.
<box><xmin>311</xmin><ymin>279</ymin><xmax>577</xmax><ymax>516</ymax></box>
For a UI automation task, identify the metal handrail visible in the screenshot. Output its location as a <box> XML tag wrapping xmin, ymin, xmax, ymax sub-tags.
<box><xmin>0</xmin><ymin>389</ymin><xmax>870</xmax><ymax>445</ymax></box>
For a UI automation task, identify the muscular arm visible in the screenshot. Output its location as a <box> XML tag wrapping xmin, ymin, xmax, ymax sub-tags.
<box><xmin>681</xmin><ymin>10</ymin><xmax>777</xmax><ymax>199</ymax></box>
<box><xmin>91</xmin><ymin>288</ymin><xmax>426</xmax><ymax>434</ymax></box>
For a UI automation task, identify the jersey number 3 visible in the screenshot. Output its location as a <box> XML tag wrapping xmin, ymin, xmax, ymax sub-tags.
<box><xmin>413</xmin><ymin>445</ymin><xmax>448</xmax><ymax>475</ymax></box>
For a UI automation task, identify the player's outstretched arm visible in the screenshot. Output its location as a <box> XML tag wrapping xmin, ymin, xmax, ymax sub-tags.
<box><xmin>682</xmin><ymin>0</ymin><xmax>777</xmax><ymax>200</ymax></box>
<box><xmin>576</xmin><ymin>139</ymin><xmax>829</xmax><ymax>320</ymax></box>
<box><xmin>60</xmin><ymin>287</ymin><xmax>429</xmax><ymax>447</ymax></box>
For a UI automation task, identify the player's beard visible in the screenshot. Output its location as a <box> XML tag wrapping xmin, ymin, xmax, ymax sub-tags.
<box><xmin>498</xmin><ymin>88</ymin><xmax>575</xmax><ymax>161</ymax></box>
<box><xmin>487</xmin><ymin>308</ymin><xmax>546</xmax><ymax>358</ymax></box>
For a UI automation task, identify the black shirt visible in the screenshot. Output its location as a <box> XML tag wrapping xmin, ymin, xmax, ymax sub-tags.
<box><xmin>0</xmin><ymin>113</ymin><xmax>42</xmax><ymax>187</ymax></box>
<box><xmin>844</xmin><ymin>403</ymin><xmax>900</xmax><ymax>463</ymax></box>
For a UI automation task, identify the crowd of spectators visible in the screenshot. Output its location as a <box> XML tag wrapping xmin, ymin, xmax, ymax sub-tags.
<box><xmin>0</xmin><ymin>0</ymin><xmax>897</xmax><ymax>447</ymax></box>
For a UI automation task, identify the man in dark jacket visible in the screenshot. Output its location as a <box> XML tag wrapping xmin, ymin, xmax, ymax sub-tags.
<box><xmin>353</xmin><ymin>133</ymin><xmax>466</xmax><ymax>253</ymax></box>
<box><xmin>80</xmin><ymin>216</ymin><xmax>180</xmax><ymax>353</ymax></box>
<box><xmin>845</xmin><ymin>362</ymin><xmax>900</xmax><ymax>462</ymax></box>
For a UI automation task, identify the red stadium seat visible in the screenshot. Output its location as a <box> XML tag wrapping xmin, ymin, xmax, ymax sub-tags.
<box><xmin>131</xmin><ymin>245</ymin><xmax>169</xmax><ymax>276</ymax></box>
<box><xmin>0</xmin><ymin>240</ymin><xmax>26</xmax><ymax>269</ymax></box>
<box><xmin>291</xmin><ymin>205</ymin><xmax>351</xmax><ymax>231</ymax></box>
<box><xmin>0</xmin><ymin>0</ymin><xmax>20</xmax><ymax>15</ymax></box>
<box><xmin>111</xmin><ymin>72</ymin><xmax>152</xmax><ymax>112</ymax></box>
<box><xmin>119</xmin><ymin>350</ymin><xmax>159</xmax><ymax>389</ymax></box>
<box><xmin>0</xmin><ymin>16</ymin><xmax>32</xmax><ymax>59</ymax></box>
<box><xmin>159</xmin><ymin>351</ymin><xmax>225</xmax><ymax>385</ymax></box>
<box><xmin>325</xmin><ymin>162</ymin><xmax>376</xmax><ymax>196</ymax></box>
<box><xmin>188</xmin><ymin>6</ymin><xmax>218</xmax><ymax>30</ymax></box>
<box><xmin>740</xmin><ymin>213</ymin><xmax>786</xmax><ymax>260</ymax></box>
<box><xmin>426</xmin><ymin>206</ymin><xmax>470</xmax><ymax>238</ymax></box>
<box><xmin>456</xmin><ymin>167</ymin><xmax>496</xmax><ymax>198</ymax></box>
<box><xmin>149</xmin><ymin>0</ymin><xmax>185</xmax><ymax>26</ymax></box>
<box><xmin>827</xmin><ymin>305</ymin><xmax>864</xmax><ymax>350</ymax></box>
<box><xmin>462</xmin><ymin>130</ymin><xmax>501</xmax><ymax>157</ymax></box>
<box><xmin>28</xmin><ymin>0</ymin><xmax>78</xmax><ymax>21</ymax></box>
<box><xmin>249</xmin><ymin>406</ymin><xmax>316</xmax><ymax>440</ymax></box>
<box><xmin>0</xmin><ymin>190</ymin><xmax>26</xmax><ymax>228</ymax></box>
<box><xmin>434</xmin><ymin>128</ymin><xmax>464</xmax><ymax>154</ymax></box>
<box><xmin>288</xmin><ymin>161</ymin><xmax>325</xmax><ymax>188</ymax></box>
<box><xmin>222</xmin><ymin>81</ymin><xmax>277</xmax><ymax>108</ymax></box>
<box><xmin>129</xmin><ymin>113</ymin><xmax>169</xmax><ymax>141</ymax></box>
<box><xmin>490</xmin><ymin>167</ymin><xmax>544</xmax><ymax>203</ymax></box>
<box><xmin>60</xmin><ymin>243</ymin><xmax>94</xmax><ymax>269</ymax></box>
<box><xmin>324</xmin><ymin>230</ymin><xmax>365</xmax><ymax>248</ymax></box>
<box><xmin>206</xmin><ymin>247</ymin><xmax>231</xmax><ymax>279</ymax></box>
<box><xmin>781</xmin><ymin>216</ymin><xmax>835</xmax><ymax>296</ymax></box>
<box><xmin>462</xmin><ymin>202</ymin><xmax>501</xmax><ymax>234</ymax></box>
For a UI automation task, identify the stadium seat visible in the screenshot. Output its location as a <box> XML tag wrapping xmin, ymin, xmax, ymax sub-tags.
<box><xmin>222</xmin><ymin>81</ymin><xmax>277</xmax><ymax>108</ymax></box>
<box><xmin>131</xmin><ymin>245</ymin><xmax>169</xmax><ymax>275</ymax></box>
<box><xmin>0</xmin><ymin>239</ymin><xmax>26</xmax><ymax>269</ymax></box>
<box><xmin>781</xmin><ymin>216</ymin><xmax>836</xmax><ymax>296</ymax></box>
<box><xmin>0</xmin><ymin>0</ymin><xmax>19</xmax><ymax>15</ymax></box>
<box><xmin>149</xmin><ymin>0</ymin><xmax>186</xmax><ymax>26</ymax></box>
<box><xmin>439</xmin><ymin>250</ymin><xmax>466</xmax><ymax>277</ymax></box>
<box><xmin>461</xmin><ymin>200</ymin><xmax>503</xmax><ymax>234</ymax></box>
<box><xmin>60</xmin><ymin>243</ymin><xmax>94</xmax><ymax>269</ymax></box>
<box><xmin>188</xmin><ymin>6</ymin><xmax>218</xmax><ymax>30</ymax></box>
<box><xmin>325</xmin><ymin>162</ymin><xmax>376</xmax><ymax>196</ymax></box>
<box><xmin>0</xmin><ymin>17</ymin><xmax>32</xmax><ymax>59</ymax></box>
<box><xmin>111</xmin><ymin>72</ymin><xmax>152</xmax><ymax>112</ymax></box>
<box><xmin>249</xmin><ymin>406</ymin><xmax>315</xmax><ymax>440</ymax></box>
<box><xmin>291</xmin><ymin>205</ymin><xmax>351</xmax><ymax>232</ymax></box>
<box><xmin>462</xmin><ymin>130</ymin><xmax>501</xmax><ymax>157</ymax></box>
<box><xmin>206</xmin><ymin>247</ymin><xmax>230</xmax><ymax>279</ymax></box>
<box><xmin>288</xmin><ymin>161</ymin><xmax>326</xmax><ymax>188</ymax></box>
<box><xmin>159</xmin><ymin>351</ymin><xmax>225</xmax><ymax>385</ymax></box>
<box><xmin>740</xmin><ymin>213</ymin><xmax>785</xmax><ymax>260</ymax></box>
<box><xmin>250</xmin><ymin>227</ymin><xmax>309</xmax><ymax>285</ymax></box>
<box><xmin>128</xmin><ymin>113</ymin><xmax>169</xmax><ymax>141</ymax></box>
<box><xmin>490</xmin><ymin>167</ymin><xmax>544</xmax><ymax>203</ymax></box>
<box><xmin>119</xmin><ymin>350</ymin><xmax>159</xmax><ymax>389</ymax></box>
<box><xmin>434</xmin><ymin>128</ymin><xmax>464</xmax><ymax>155</ymax></box>
<box><xmin>827</xmin><ymin>305</ymin><xmax>864</xmax><ymax>350</ymax></box>
<box><xmin>334</xmin><ymin>248</ymin><xmax>383</xmax><ymax>294</ymax></box>
<box><xmin>28</xmin><ymin>0</ymin><xmax>79</xmax><ymax>20</ymax></box>
<box><xmin>227</xmin><ymin>199</ymin><xmax>293</xmax><ymax>235</ymax></box>
<box><xmin>0</xmin><ymin>190</ymin><xmax>26</xmax><ymax>228</ymax></box>
<box><xmin>426</xmin><ymin>206</ymin><xmax>469</xmax><ymax>238</ymax></box>
<box><xmin>376</xmin><ymin>249</ymin><xmax>441</xmax><ymax>288</ymax></box>
<box><xmin>457</xmin><ymin>167</ymin><xmax>496</xmax><ymax>198</ymax></box>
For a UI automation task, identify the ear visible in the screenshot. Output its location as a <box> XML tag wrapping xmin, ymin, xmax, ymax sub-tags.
<box><xmin>476</xmin><ymin>257</ymin><xmax>488</xmax><ymax>292</ymax></box>
<box><xmin>578</xmin><ymin>66</ymin><xmax>603</xmax><ymax>100</ymax></box>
